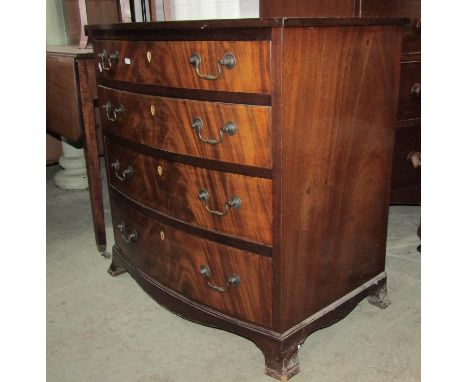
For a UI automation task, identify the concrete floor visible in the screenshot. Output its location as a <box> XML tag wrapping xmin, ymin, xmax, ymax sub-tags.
<box><xmin>47</xmin><ymin>163</ymin><xmax>421</xmax><ymax>382</ymax></box>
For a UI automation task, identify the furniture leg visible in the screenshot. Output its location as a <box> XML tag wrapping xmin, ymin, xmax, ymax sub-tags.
<box><xmin>77</xmin><ymin>59</ymin><xmax>108</xmax><ymax>256</ymax></box>
<box><xmin>108</xmin><ymin>246</ymin><xmax>128</xmax><ymax>276</ymax></box>
<box><xmin>367</xmin><ymin>280</ymin><xmax>391</xmax><ymax>309</ymax></box>
<box><xmin>260</xmin><ymin>339</ymin><xmax>301</xmax><ymax>381</ymax></box>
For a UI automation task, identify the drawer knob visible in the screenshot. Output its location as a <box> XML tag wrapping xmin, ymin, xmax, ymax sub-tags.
<box><xmin>198</xmin><ymin>189</ymin><xmax>241</xmax><ymax>217</ymax></box>
<box><xmin>189</xmin><ymin>52</ymin><xmax>236</xmax><ymax>81</ymax></box>
<box><xmin>97</xmin><ymin>49</ymin><xmax>119</xmax><ymax>71</ymax></box>
<box><xmin>199</xmin><ymin>265</ymin><xmax>240</xmax><ymax>292</ymax></box>
<box><xmin>117</xmin><ymin>221</ymin><xmax>138</xmax><ymax>244</ymax></box>
<box><xmin>191</xmin><ymin>117</ymin><xmax>237</xmax><ymax>145</ymax></box>
<box><xmin>103</xmin><ymin>101</ymin><xmax>124</xmax><ymax>122</ymax></box>
<box><xmin>410</xmin><ymin>82</ymin><xmax>421</xmax><ymax>98</ymax></box>
<box><xmin>111</xmin><ymin>159</ymin><xmax>133</xmax><ymax>182</ymax></box>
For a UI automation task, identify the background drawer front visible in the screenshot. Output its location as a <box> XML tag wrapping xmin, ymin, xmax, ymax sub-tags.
<box><xmin>94</xmin><ymin>40</ymin><xmax>271</xmax><ymax>94</ymax></box>
<box><xmin>110</xmin><ymin>194</ymin><xmax>273</xmax><ymax>327</ymax></box>
<box><xmin>99</xmin><ymin>86</ymin><xmax>272</xmax><ymax>168</ymax></box>
<box><xmin>397</xmin><ymin>61</ymin><xmax>420</xmax><ymax>121</ymax></box>
<box><xmin>391</xmin><ymin>125</ymin><xmax>421</xmax><ymax>191</ymax></box>
<box><xmin>105</xmin><ymin>138</ymin><xmax>155</xmax><ymax>207</ymax></box>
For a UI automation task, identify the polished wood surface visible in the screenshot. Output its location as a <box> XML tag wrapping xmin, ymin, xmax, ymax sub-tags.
<box><xmin>359</xmin><ymin>0</ymin><xmax>420</xmax><ymax>17</ymax></box>
<box><xmin>278</xmin><ymin>26</ymin><xmax>402</xmax><ymax>329</ymax></box>
<box><xmin>98</xmin><ymin>86</ymin><xmax>272</xmax><ymax>167</ymax></box>
<box><xmin>93</xmin><ymin>40</ymin><xmax>271</xmax><ymax>94</ymax></box>
<box><xmin>260</xmin><ymin>0</ymin><xmax>355</xmax><ymax>17</ymax></box>
<box><xmin>46</xmin><ymin>54</ymin><xmax>82</xmax><ymax>145</ymax></box>
<box><xmin>88</xmin><ymin>18</ymin><xmax>406</xmax><ymax>380</ymax></box>
<box><xmin>105</xmin><ymin>138</ymin><xmax>272</xmax><ymax>245</ymax></box>
<box><xmin>110</xmin><ymin>193</ymin><xmax>273</xmax><ymax>326</ymax></box>
<box><xmin>397</xmin><ymin>61</ymin><xmax>421</xmax><ymax>121</ymax></box>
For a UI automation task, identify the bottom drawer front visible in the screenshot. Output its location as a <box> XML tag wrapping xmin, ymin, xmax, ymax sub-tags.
<box><xmin>110</xmin><ymin>194</ymin><xmax>273</xmax><ymax>327</ymax></box>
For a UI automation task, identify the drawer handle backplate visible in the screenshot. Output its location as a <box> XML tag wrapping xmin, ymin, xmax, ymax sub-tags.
<box><xmin>200</xmin><ymin>264</ymin><xmax>240</xmax><ymax>293</ymax></box>
<box><xmin>103</xmin><ymin>101</ymin><xmax>124</xmax><ymax>122</ymax></box>
<box><xmin>111</xmin><ymin>159</ymin><xmax>133</xmax><ymax>182</ymax></box>
<box><xmin>191</xmin><ymin>117</ymin><xmax>237</xmax><ymax>145</ymax></box>
<box><xmin>410</xmin><ymin>82</ymin><xmax>421</xmax><ymax>98</ymax></box>
<box><xmin>198</xmin><ymin>188</ymin><xmax>241</xmax><ymax>217</ymax></box>
<box><xmin>117</xmin><ymin>221</ymin><xmax>138</xmax><ymax>244</ymax></box>
<box><xmin>98</xmin><ymin>49</ymin><xmax>119</xmax><ymax>71</ymax></box>
<box><xmin>189</xmin><ymin>52</ymin><xmax>236</xmax><ymax>81</ymax></box>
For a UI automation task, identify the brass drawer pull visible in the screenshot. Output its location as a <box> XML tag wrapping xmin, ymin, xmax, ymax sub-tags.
<box><xmin>97</xmin><ymin>49</ymin><xmax>119</xmax><ymax>71</ymax></box>
<box><xmin>199</xmin><ymin>265</ymin><xmax>240</xmax><ymax>292</ymax></box>
<box><xmin>191</xmin><ymin>117</ymin><xmax>237</xmax><ymax>145</ymax></box>
<box><xmin>198</xmin><ymin>189</ymin><xmax>241</xmax><ymax>216</ymax></box>
<box><xmin>103</xmin><ymin>101</ymin><xmax>124</xmax><ymax>122</ymax></box>
<box><xmin>117</xmin><ymin>221</ymin><xmax>138</xmax><ymax>244</ymax></box>
<box><xmin>189</xmin><ymin>52</ymin><xmax>236</xmax><ymax>80</ymax></box>
<box><xmin>111</xmin><ymin>159</ymin><xmax>133</xmax><ymax>181</ymax></box>
<box><xmin>410</xmin><ymin>82</ymin><xmax>421</xmax><ymax>98</ymax></box>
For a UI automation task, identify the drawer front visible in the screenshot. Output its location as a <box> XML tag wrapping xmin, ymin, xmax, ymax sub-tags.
<box><xmin>391</xmin><ymin>125</ymin><xmax>421</xmax><ymax>191</ymax></box>
<box><xmin>98</xmin><ymin>86</ymin><xmax>272</xmax><ymax>168</ymax></box>
<box><xmin>397</xmin><ymin>61</ymin><xmax>420</xmax><ymax>121</ymax></box>
<box><xmin>105</xmin><ymin>139</ymin><xmax>273</xmax><ymax>245</ymax></box>
<box><xmin>110</xmin><ymin>193</ymin><xmax>273</xmax><ymax>327</ymax></box>
<box><xmin>105</xmin><ymin>138</ymin><xmax>156</xmax><ymax>207</ymax></box>
<box><xmin>94</xmin><ymin>40</ymin><xmax>271</xmax><ymax>94</ymax></box>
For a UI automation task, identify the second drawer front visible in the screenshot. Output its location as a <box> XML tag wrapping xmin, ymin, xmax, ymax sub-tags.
<box><xmin>99</xmin><ymin>86</ymin><xmax>272</xmax><ymax>168</ymax></box>
<box><xmin>398</xmin><ymin>61</ymin><xmax>421</xmax><ymax>121</ymax></box>
<box><xmin>94</xmin><ymin>40</ymin><xmax>271</xmax><ymax>94</ymax></box>
<box><xmin>110</xmin><ymin>193</ymin><xmax>273</xmax><ymax>327</ymax></box>
<box><xmin>106</xmin><ymin>139</ymin><xmax>273</xmax><ymax>245</ymax></box>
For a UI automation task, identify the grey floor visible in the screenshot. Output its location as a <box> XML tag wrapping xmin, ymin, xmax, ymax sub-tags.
<box><xmin>47</xmin><ymin>163</ymin><xmax>421</xmax><ymax>382</ymax></box>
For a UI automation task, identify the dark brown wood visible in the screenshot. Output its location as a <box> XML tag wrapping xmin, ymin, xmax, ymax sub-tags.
<box><xmin>260</xmin><ymin>0</ymin><xmax>355</xmax><ymax>17</ymax></box>
<box><xmin>97</xmin><ymin>78</ymin><xmax>272</xmax><ymax>106</ymax></box>
<box><xmin>89</xmin><ymin>18</ymin><xmax>407</xmax><ymax>380</ymax></box>
<box><xmin>105</xmin><ymin>138</ymin><xmax>272</xmax><ymax>245</ymax></box>
<box><xmin>105</xmin><ymin>132</ymin><xmax>272</xmax><ymax>179</ymax></box>
<box><xmin>278</xmin><ymin>26</ymin><xmax>402</xmax><ymax>329</ymax></box>
<box><xmin>397</xmin><ymin>61</ymin><xmax>421</xmax><ymax>121</ymax></box>
<box><xmin>98</xmin><ymin>86</ymin><xmax>272</xmax><ymax>168</ymax></box>
<box><xmin>46</xmin><ymin>53</ymin><xmax>83</xmax><ymax>145</ymax></box>
<box><xmin>78</xmin><ymin>59</ymin><xmax>107</xmax><ymax>253</ymax></box>
<box><xmin>109</xmin><ymin>187</ymin><xmax>272</xmax><ymax>257</ymax></box>
<box><xmin>93</xmin><ymin>40</ymin><xmax>271</xmax><ymax>94</ymax></box>
<box><xmin>110</xmin><ymin>193</ymin><xmax>273</xmax><ymax>326</ymax></box>
<box><xmin>390</xmin><ymin>125</ymin><xmax>421</xmax><ymax>201</ymax></box>
<box><xmin>359</xmin><ymin>0</ymin><xmax>420</xmax><ymax>17</ymax></box>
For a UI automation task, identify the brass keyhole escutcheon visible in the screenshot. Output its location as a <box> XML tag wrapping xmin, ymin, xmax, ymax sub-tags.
<box><xmin>150</xmin><ymin>105</ymin><xmax>156</xmax><ymax>116</ymax></box>
<box><xmin>147</xmin><ymin>51</ymin><xmax>152</xmax><ymax>63</ymax></box>
<box><xmin>157</xmin><ymin>165</ymin><xmax>163</xmax><ymax>176</ymax></box>
<box><xmin>160</xmin><ymin>230</ymin><xmax>165</xmax><ymax>240</ymax></box>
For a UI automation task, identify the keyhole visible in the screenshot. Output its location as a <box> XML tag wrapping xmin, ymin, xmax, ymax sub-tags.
<box><xmin>160</xmin><ymin>230</ymin><xmax>165</xmax><ymax>240</ymax></box>
<box><xmin>147</xmin><ymin>51</ymin><xmax>152</xmax><ymax>63</ymax></box>
<box><xmin>157</xmin><ymin>165</ymin><xmax>163</xmax><ymax>176</ymax></box>
<box><xmin>150</xmin><ymin>105</ymin><xmax>156</xmax><ymax>116</ymax></box>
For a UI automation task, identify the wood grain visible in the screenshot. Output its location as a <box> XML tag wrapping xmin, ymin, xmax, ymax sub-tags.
<box><xmin>98</xmin><ymin>86</ymin><xmax>272</xmax><ymax>168</ymax></box>
<box><xmin>46</xmin><ymin>54</ymin><xmax>82</xmax><ymax>145</ymax></box>
<box><xmin>110</xmin><ymin>193</ymin><xmax>273</xmax><ymax>327</ymax></box>
<box><xmin>93</xmin><ymin>40</ymin><xmax>271</xmax><ymax>94</ymax></box>
<box><xmin>359</xmin><ymin>0</ymin><xmax>420</xmax><ymax>17</ymax></box>
<box><xmin>105</xmin><ymin>138</ymin><xmax>273</xmax><ymax>245</ymax></box>
<box><xmin>278</xmin><ymin>26</ymin><xmax>402</xmax><ymax>329</ymax></box>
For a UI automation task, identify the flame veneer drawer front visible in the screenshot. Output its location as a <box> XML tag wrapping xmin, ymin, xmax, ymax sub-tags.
<box><xmin>98</xmin><ymin>86</ymin><xmax>272</xmax><ymax>168</ymax></box>
<box><xmin>110</xmin><ymin>193</ymin><xmax>273</xmax><ymax>327</ymax></box>
<box><xmin>93</xmin><ymin>40</ymin><xmax>271</xmax><ymax>94</ymax></box>
<box><xmin>105</xmin><ymin>138</ymin><xmax>272</xmax><ymax>245</ymax></box>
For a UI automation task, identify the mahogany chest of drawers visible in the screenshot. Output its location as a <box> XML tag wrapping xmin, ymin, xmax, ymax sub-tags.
<box><xmin>86</xmin><ymin>17</ymin><xmax>406</xmax><ymax>380</ymax></box>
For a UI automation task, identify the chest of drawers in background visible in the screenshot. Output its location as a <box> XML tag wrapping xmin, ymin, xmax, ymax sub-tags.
<box><xmin>86</xmin><ymin>18</ymin><xmax>407</xmax><ymax>380</ymax></box>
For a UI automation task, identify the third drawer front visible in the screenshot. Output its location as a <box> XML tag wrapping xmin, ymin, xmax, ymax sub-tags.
<box><xmin>110</xmin><ymin>193</ymin><xmax>273</xmax><ymax>327</ymax></box>
<box><xmin>93</xmin><ymin>40</ymin><xmax>271</xmax><ymax>94</ymax></box>
<box><xmin>106</xmin><ymin>139</ymin><xmax>273</xmax><ymax>245</ymax></box>
<box><xmin>98</xmin><ymin>86</ymin><xmax>272</xmax><ymax>168</ymax></box>
<box><xmin>398</xmin><ymin>61</ymin><xmax>421</xmax><ymax>121</ymax></box>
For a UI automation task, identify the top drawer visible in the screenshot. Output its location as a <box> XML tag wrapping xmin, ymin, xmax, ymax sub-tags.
<box><xmin>93</xmin><ymin>40</ymin><xmax>271</xmax><ymax>94</ymax></box>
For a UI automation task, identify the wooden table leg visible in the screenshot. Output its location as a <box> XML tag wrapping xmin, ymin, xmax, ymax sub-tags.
<box><xmin>77</xmin><ymin>59</ymin><xmax>108</xmax><ymax>256</ymax></box>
